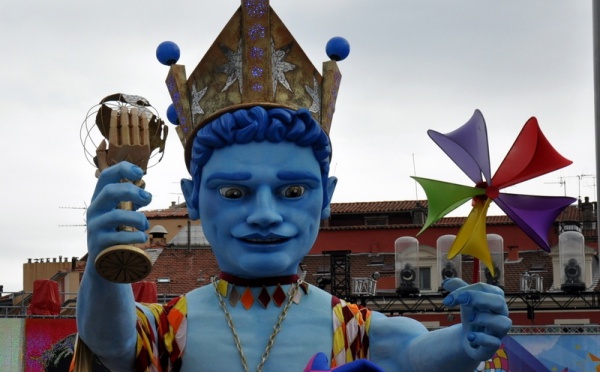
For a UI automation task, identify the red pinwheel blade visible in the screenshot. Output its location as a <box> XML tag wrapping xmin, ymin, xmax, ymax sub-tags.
<box><xmin>492</xmin><ymin>117</ymin><xmax>573</xmax><ymax>189</ymax></box>
<box><xmin>427</xmin><ymin>109</ymin><xmax>491</xmax><ymax>185</ymax></box>
<box><xmin>494</xmin><ymin>193</ymin><xmax>576</xmax><ymax>251</ymax></box>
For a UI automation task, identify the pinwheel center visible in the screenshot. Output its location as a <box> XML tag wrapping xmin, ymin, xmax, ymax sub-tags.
<box><xmin>486</xmin><ymin>185</ymin><xmax>500</xmax><ymax>199</ymax></box>
<box><xmin>475</xmin><ymin>182</ymin><xmax>499</xmax><ymax>201</ymax></box>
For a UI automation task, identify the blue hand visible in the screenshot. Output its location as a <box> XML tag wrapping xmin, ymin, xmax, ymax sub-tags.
<box><xmin>86</xmin><ymin>161</ymin><xmax>152</xmax><ymax>260</ymax></box>
<box><xmin>442</xmin><ymin>278</ymin><xmax>512</xmax><ymax>361</ymax></box>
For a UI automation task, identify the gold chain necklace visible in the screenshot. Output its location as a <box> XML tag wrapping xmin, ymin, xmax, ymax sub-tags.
<box><xmin>212</xmin><ymin>277</ymin><xmax>301</xmax><ymax>372</ymax></box>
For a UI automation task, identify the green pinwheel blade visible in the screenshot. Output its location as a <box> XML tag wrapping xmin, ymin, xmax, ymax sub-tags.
<box><xmin>412</xmin><ymin>176</ymin><xmax>486</xmax><ymax>233</ymax></box>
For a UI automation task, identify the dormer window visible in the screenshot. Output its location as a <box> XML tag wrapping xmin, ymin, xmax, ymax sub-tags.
<box><xmin>365</xmin><ymin>216</ymin><xmax>388</xmax><ymax>226</ymax></box>
<box><xmin>559</xmin><ymin>221</ymin><xmax>581</xmax><ymax>234</ymax></box>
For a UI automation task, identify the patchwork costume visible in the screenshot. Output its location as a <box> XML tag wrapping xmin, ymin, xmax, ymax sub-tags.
<box><xmin>134</xmin><ymin>278</ymin><xmax>371</xmax><ymax>372</ymax></box>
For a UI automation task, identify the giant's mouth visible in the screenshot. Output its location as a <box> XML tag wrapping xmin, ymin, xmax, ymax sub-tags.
<box><xmin>238</xmin><ymin>233</ymin><xmax>292</xmax><ymax>245</ymax></box>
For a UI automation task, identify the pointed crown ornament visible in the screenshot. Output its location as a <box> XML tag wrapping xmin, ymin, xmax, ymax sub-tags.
<box><xmin>156</xmin><ymin>0</ymin><xmax>349</xmax><ymax>170</ymax></box>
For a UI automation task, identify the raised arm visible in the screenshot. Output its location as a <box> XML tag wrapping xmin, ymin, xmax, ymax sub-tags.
<box><xmin>76</xmin><ymin>161</ymin><xmax>152</xmax><ymax>371</ymax></box>
<box><xmin>369</xmin><ymin>278</ymin><xmax>511</xmax><ymax>371</ymax></box>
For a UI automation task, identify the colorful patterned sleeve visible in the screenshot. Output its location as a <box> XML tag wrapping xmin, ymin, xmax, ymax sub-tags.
<box><xmin>331</xmin><ymin>296</ymin><xmax>372</xmax><ymax>367</ymax></box>
<box><xmin>135</xmin><ymin>296</ymin><xmax>188</xmax><ymax>372</ymax></box>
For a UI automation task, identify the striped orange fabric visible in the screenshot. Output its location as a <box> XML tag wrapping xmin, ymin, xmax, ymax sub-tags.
<box><xmin>135</xmin><ymin>296</ymin><xmax>187</xmax><ymax>372</ymax></box>
<box><xmin>331</xmin><ymin>296</ymin><xmax>372</xmax><ymax>367</ymax></box>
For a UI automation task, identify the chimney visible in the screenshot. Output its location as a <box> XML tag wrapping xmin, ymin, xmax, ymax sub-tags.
<box><xmin>580</xmin><ymin>196</ymin><xmax>597</xmax><ymax>231</ymax></box>
<box><xmin>507</xmin><ymin>245</ymin><xmax>519</xmax><ymax>262</ymax></box>
<box><xmin>149</xmin><ymin>225</ymin><xmax>169</xmax><ymax>246</ymax></box>
<box><xmin>412</xmin><ymin>202</ymin><xmax>427</xmax><ymax>225</ymax></box>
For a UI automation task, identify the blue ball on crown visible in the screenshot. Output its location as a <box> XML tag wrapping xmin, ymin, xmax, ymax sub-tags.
<box><xmin>166</xmin><ymin>104</ymin><xmax>179</xmax><ymax>125</ymax></box>
<box><xmin>156</xmin><ymin>41</ymin><xmax>180</xmax><ymax>66</ymax></box>
<box><xmin>326</xmin><ymin>37</ymin><xmax>350</xmax><ymax>61</ymax></box>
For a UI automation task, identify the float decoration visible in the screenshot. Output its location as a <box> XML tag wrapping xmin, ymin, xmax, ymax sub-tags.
<box><xmin>413</xmin><ymin>109</ymin><xmax>576</xmax><ymax>275</ymax></box>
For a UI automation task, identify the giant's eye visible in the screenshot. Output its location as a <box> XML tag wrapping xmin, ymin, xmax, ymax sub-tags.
<box><xmin>219</xmin><ymin>187</ymin><xmax>245</xmax><ymax>199</ymax></box>
<box><xmin>282</xmin><ymin>185</ymin><xmax>305</xmax><ymax>198</ymax></box>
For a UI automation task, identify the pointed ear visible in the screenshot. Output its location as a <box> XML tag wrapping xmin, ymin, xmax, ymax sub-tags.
<box><xmin>321</xmin><ymin>176</ymin><xmax>337</xmax><ymax>220</ymax></box>
<box><xmin>181</xmin><ymin>178</ymin><xmax>200</xmax><ymax>221</ymax></box>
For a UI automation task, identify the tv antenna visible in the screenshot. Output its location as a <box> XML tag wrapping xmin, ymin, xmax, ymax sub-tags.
<box><xmin>412</xmin><ymin>153</ymin><xmax>419</xmax><ymax>200</ymax></box>
<box><xmin>58</xmin><ymin>204</ymin><xmax>87</xmax><ymax>228</ymax></box>
<box><xmin>570</xmin><ymin>174</ymin><xmax>595</xmax><ymax>201</ymax></box>
<box><xmin>546</xmin><ymin>174</ymin><xmax>595</xmax><ymax>200</ymax></box>
<box><xmin>545</xmin><ymin>177</ymin><xmax>566</xmax><ymax>196</ymax></box>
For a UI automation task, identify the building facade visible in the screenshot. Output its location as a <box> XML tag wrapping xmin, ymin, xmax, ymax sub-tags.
<box><xmin>1</xmin><ymin>197</ymin><xmax>599</xmax><ymax>371</ymax></box>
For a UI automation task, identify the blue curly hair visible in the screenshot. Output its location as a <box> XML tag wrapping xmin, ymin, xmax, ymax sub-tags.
<box><xmin>187</xmin><ymin>106</ymin><xmax>333</xmax><ymax>210</ymax></box>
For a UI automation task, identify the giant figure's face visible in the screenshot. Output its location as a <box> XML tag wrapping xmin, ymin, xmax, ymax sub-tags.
<box><xmin>198</xmin><ymin>141</ymin><xmax>330</xmax><ymax>278</ymax></box>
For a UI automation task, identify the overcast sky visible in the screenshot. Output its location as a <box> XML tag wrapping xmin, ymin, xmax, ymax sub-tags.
<box><xmin>0</xmin><ymin>1</ymin><xmax>595</xmax><ymax>292</ymax></box>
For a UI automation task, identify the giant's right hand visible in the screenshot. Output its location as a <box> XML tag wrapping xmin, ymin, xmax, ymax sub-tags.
<box><xmin>86</xmin><ymin>161</ymin><xmax>152</xmax><ymax>262</ymax></box>
<box><xmin>78</xmin><ymin>161</ymin><xmax>152</xmax><ymax>371</ymax></box>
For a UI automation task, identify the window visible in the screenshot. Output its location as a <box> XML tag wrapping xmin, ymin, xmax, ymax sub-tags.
<box><xmin>559</xmin><ymin>222</ymin><xmax>582</xmax><ymax>234</ymax></box>
<box><xmin>419</xmin><ymin>267</ymin><xmax>431</xmax><ymax>290</ymax></box>
<box><xmin>529</xmin><ymin>263</ymin><xmax>545</xmax><ymax>273</ymax></box>
<box><xmin>365</xmin><ymin>216</ymin><xmax>388</xmax><ymax>226</ymax></box>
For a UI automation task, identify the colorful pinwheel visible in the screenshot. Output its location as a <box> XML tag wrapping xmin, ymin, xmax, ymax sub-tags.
<box><xmin>413</xmin><ymin>110</ymin><xmax>577</xmax><ymax>275</ymax></box>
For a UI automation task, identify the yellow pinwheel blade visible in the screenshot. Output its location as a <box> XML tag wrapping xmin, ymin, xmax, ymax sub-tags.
<box><xmin>448</xmin><ymin>198</ymin><xmax>495</xmax><ymax>276</ymax></box>
<box><xmin>412</xmin><ymin>176</ymin><xmax>485</xmax><ymax>234</ymax></box>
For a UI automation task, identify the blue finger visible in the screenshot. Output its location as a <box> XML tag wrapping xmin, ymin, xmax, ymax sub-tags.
<box><xmin>442</xmin><ymin>277</ymin><xmax>467</xmax><ymax>293</ymax></box>
<box><xmin>93</xmin><ymin>162</ymin><xmax>144</xmax><ymax>200</ymax></box>
<box><xmin>443</xmin><ymin>291</ymin><xmax>471</xmax><ymax>307</ymax></box>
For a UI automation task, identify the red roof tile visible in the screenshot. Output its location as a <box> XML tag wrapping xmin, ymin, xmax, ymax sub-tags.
<box><xmin>143</xmin><ymin>207</ymin><xmax>189</xmax><ymax>218</ymax></box>
<box><xmin>331</xmin><ymin>200</ymin><xmax>428</xmax><ymax>214</ymax></box>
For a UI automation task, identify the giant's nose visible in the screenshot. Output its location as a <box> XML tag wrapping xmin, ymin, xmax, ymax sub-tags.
<box><xmin>246</xmin><ymin>186</ymin><xmax>283</xmax><ymax>227</ymax></box>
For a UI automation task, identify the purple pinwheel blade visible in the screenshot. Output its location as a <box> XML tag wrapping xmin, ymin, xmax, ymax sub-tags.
<box><xmin>427</xmin><ymin>109</ymin><xmax>491</xmax><ymax>185</ymax></box>
<box><xmin>494</xmin><ymin>193</ymin><xmax>576</xmax><ymax>251</ymax></box>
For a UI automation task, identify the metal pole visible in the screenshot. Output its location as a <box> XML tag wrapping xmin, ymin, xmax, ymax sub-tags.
<box><xmin>593</xmin><ymin>1</ymin><xmax>600</xmax><ymax>248</ymax></box>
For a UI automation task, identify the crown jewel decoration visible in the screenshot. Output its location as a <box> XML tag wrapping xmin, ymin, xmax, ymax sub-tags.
<box><xmin>156</xmin><ymin>0</ymin><xmax>349</xmax><ymax>170</ymax></box>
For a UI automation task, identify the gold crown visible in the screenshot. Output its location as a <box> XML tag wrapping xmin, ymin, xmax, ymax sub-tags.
<box><xmin>162</xmin><ymin>0</ymin><xmax>345</xmax><ymax>169</ymax></box>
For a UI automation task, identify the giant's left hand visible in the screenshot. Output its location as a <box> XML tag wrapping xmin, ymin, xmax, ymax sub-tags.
<box><xmin>442</xmin><ymin>278</ymin><xmax>512</xmax><ymax>361</ymax></box>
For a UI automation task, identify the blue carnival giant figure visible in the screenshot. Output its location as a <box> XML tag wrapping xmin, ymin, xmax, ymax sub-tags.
<box><xmin>77</xmin><ymin>106</ymin><xmax>511</xmax><ymax>372</ymax></box>
<box><xmin>76</xmin><ymin>2</ymin><xmax>511</xmax><ymax>371</ymax></box>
